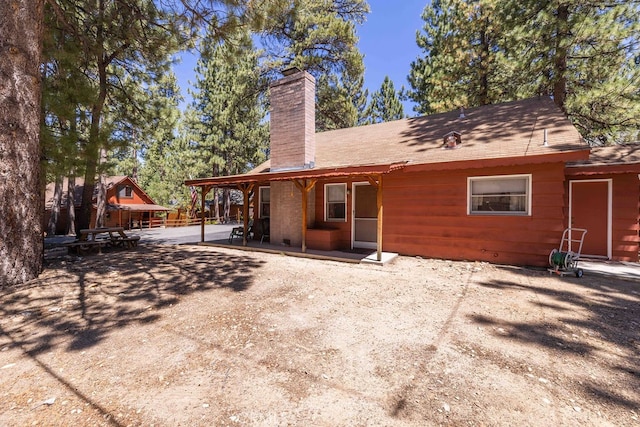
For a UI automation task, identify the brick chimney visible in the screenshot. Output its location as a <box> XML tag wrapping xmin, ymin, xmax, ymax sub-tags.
<box><xmin>269</xmin><ymin>68</ymin><xmax>316</xmax><ymax>171</ymax></box>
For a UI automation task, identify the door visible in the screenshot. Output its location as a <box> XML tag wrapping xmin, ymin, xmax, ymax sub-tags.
<box><xmin>570</xmin><ymin>179</ymin><xmax>611</xmax><ymax>259</ymax></box>
<box><xmin>352</xmin><ymin>183</ymin><xmax>377</xmax><ymax>249</ymax></box>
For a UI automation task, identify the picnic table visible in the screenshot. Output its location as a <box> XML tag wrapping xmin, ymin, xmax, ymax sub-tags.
<box><xmin>66</xmin><ymin>227</ymin><xmax>140</xmax><ymax>255</ymax></box>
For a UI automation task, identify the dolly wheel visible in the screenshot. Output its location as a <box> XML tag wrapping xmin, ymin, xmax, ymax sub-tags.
<box><xmin>575</xmin><ymin>269</ymin><xmax>583</xmax><ymax>278</ymax></box>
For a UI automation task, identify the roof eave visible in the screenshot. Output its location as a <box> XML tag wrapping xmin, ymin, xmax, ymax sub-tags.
<box><xmin>402</xmin><ymin>149</ymin><xmax>590</xmax><ymax>173</ymax></box>
<box><xmin>565</xmin><ymin>162</ymin><xmax>640</xmax><ymax>176</ymax></box>
<box><xmin>185</xmin><ymin>162</ymin><xmax>408</xmax><ymax>188</ymax></box>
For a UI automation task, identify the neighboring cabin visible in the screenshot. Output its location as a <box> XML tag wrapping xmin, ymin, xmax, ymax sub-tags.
<box><xmin>186</xmin><ymin>69</ymin><xmax>640</xmax><ymax>266</ymax></box>
<box><xmin>44</xmin><ymin>176</ymin><xmax>170</xmax><ymax>234</ymax></box>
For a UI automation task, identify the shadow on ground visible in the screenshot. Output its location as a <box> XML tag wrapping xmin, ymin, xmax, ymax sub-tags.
<box><xmin>1</xmin><ymin>245</ymin><xmax>265</xmax><ymax>356</ymax></box>
<box><xmin>472</xmin><ymin>267</ymin><xmax>640</xmax><ymax>410</ymax></box>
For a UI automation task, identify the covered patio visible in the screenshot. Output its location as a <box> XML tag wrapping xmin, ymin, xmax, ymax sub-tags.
<box><xmin>200</xmin><ymin>234</ymin><xmax>398</xmax><ymax>265</ymax></box>
<box><xmin>184</xmin><ymin>162</ymin><xmax>406</xmax><ymax>263</ymax></box>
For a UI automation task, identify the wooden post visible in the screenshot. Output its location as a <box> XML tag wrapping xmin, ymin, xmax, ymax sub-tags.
<box><xmin>238</xmin><ymin>183</ymin><xmax>254</xmax><ymax>246</ymax></box>
<box><xmin>367</xmin><ymin>175</ymin><xmax>383</xmax><ymax>262</ymax></box>
<box><xmin>293</xmin><ymin>178</ymin><xmax>317</xmax><ymax>253</ymax></box>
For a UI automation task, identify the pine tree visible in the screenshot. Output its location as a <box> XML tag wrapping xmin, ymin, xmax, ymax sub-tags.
<box><xmin>108</xmin><ymin>70</ymin><xmax>184</xmax><ymax>208</ymax></box>
<box><xmin>408</xmin><ymin>0</ymin><xmax>640</xmax><ymax>143</ymax></box>
<box><xmin>0</xmin><ymin>0</ymin><xmax>44</xmax><ymax>285</ymax></box>
<box><xmin>408</xmin><ymin>0</ymin><xmax>509</xmax><ymax>114</ymax></box>
<box><xmin>136</xmin><ymin>73</ymin><xmax>184</xmax><ymax>208</ymax></box>
<box><xmin>43</xmin><ymin>0</ymin><xmax>185</xmax><ymax>231</ymax></box>
<box><xmin>186</xmin><ymin>27</ymin><xmax>269</xmax><ymax>221</ymax></box>
<box><xmin>502</xmin><ymin>0</ymin><xmax>640</xmax><ymax>143</ymax></box>
<box><xmin>365</xmin><ymin>76</ymin><xmax>405</xmax><ymax>124</ymax></box>
<box><xmin>259</xmin><ymin>0</ymin><xmax>369</xmax><ymax>130</ymax></box>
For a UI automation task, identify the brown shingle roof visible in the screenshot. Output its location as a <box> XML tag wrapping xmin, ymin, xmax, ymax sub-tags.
<box><xmin>252</xmin><ymin>97</ymin><xmax>587</xmax><ymax>174</ymax></box>
<box><xmin>570</xmin><ymin>144</ymin><xmax>640</xmax><ymax>167</ymax></box>
<box><xmin>187</xmin><ymin>98</ymin><xmax>590</xmax><ymax>188</ymax></box>
<box><xmin>566</xmin><ymin>144</ymin><xmax>640</xmax><ymax>175</ymax></box>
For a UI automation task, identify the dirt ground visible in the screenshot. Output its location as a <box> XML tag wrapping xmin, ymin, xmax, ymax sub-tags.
<box><xmin>1</xmin><ymin>244</ymin><xmax>638</xmax><ymax>427</ymax></box>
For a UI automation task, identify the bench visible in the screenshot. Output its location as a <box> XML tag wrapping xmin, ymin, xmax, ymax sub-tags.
<box><xmin>109</xmin><ymin>235</ymin><xmax>141</xmax><ymax>248</ymax></box>
<box><xmin>77</xmin><ymin>227</ymin><xmax>141</xmax><ymax>250</ymax></box>
<box><xmin>65</xmin><ymin>240</ymin><xmax>108</xmax><ymax>255</ymax></box>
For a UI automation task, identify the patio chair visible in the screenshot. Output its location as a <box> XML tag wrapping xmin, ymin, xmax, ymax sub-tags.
<box><xmin>260</xmin><ymin>218</ymin><xmax>270</xmax><ymax>244</ymax></box>
<box><xmin>228</xmin><ymin>220</ymin><xmax>253</xmax><ymax>244</ymax></box>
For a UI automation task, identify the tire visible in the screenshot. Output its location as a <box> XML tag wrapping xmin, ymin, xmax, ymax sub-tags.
<box><xmin>575</xmin><ymin>269</ymin><xmax>583</xmax><ymax>278</ymax></box>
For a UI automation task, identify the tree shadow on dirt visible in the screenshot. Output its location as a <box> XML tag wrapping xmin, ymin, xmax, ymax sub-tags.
<box><xmin>0</xmin><ymin>245</ymin><xmax>265</xmax><ymax>426</ymax></box>
<box><xmin>1</xmin><ymin>245</ymin><xmax>265</xmax><ymax>355</ymax></box>
<box><xmin>471</xmin><ymin>268</ymin><xmax>640</xmax><ymax>411</ymax></box>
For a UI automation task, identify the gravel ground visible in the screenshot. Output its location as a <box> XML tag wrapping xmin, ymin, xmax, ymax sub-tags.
<box><xmin>1</xmin><ymin>244</ymin><xmax>638</xmax><ymax>426</ymax></box>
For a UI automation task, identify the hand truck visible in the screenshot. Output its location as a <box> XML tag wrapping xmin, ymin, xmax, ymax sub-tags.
<box><xmin>548</xmin><ymin>228</ymin><xmax>588</xmax><ymax>278</ymax></box>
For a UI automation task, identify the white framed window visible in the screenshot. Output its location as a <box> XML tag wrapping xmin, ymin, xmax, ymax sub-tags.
<box><xmin>117</xmin><ymin>185</ymin><xmax>133</xmax><ymax>198</ymax></box>
<box><xmin>325</xmin><ymin>183</ymin><xmax>347</xmax><ymax>221</ymax></box>
<box><xmin>468</xmin><ymin>174</ymin><xmax>531</xmax><ymax>215</ymax></box>
<box><xmin>259</xmin><ymin>186</ymin><xmax>270</xmax><ymax>218</ymax></box>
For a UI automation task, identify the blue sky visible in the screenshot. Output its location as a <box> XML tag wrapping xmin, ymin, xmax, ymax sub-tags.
<box><xmin>357</xmin><ymin>0</ymin><xmax>426</xmax><ymax>115</ymax></box>
<box><xmin>173</xmin><ymin>0</ymin><xmax>427</xmax><ymax>115</ymax></box>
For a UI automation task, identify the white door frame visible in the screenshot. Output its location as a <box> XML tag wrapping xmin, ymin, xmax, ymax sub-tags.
<box><xmin>569</xmin><ymin>179</ymin><xmax>612</xmax><ymax>259</ymax></box>
<box><xmin>351</xmin><ymin>182</ymin><xmax>377</xmax><ymax>249</ymax></box>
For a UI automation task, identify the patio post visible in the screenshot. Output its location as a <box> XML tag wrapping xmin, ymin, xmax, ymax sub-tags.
<box><xmin>293</xmin><ymin>178</ymin><xmax>317</xmax><ymax>253</ymax></box>
<box><xmin>367</xmin><ymin>174</ymin><xmax>383</xmax><ymax>262</ymax></box>
<box><xmin>238</xmin><ymin>183</ymin><xmax>255</xmax><ymax>246</ymax></box>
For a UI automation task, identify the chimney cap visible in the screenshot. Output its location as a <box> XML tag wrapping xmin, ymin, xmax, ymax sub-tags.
<box><xmin>282</xmin><ymin>66</ymin><xmax>302</xmax><ymax>76</ymax></box>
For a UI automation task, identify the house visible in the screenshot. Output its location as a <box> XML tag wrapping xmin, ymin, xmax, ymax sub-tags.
<box><xmin>186</xmin><ymin>69</ymin><xmax>640</xmax><ymax>266</ymax></box>
<box><xmin>44</xmin><ymin>175</ymin><xmax>170</xmax><ymax>233</ymax></box>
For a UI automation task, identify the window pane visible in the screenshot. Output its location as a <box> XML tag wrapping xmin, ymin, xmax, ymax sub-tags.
<box><xmin>325</xmin><ymin>184</ymin><xmax>346</xmax><ymax>220</ymax></box>
<box><xmin>327</xmin><ymin>184</ymin><xmax>345</xmax><ymax>202</ymax></box>
<box><xmin>259</xmin><ymin>187</ymin><xmax>270</xmax><ymax>217</ymax></box>
<box><xmin>470</xmin><ymin>176</ymin><xmax>529</xmax><ymax>214</ymax></box>
<box><xmin>260</xmin><ymin>187</ymin><xmax>270</xmax><ymax>202</ymax></box>
<box><xmin>472</xmin><ymin>178</ymin><xmax>526</xmax><ymax>195</ymax></box>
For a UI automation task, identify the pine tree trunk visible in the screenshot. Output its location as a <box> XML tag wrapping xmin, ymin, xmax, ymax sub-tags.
<box><xmin>95</xmin><ymin>175</ymin><xmax>106</xmax><ymax>228</ymax></box>
<box><xmin>67</xmin><ymin>175</ymin><xmax>76</xmax><ymax>235</ymax></box>
<box><xmin>214</xmin><ymin>189</ymin><xmax>220</xmax><ymax>222</ymax></box>
<box><xmin>223</xmin><ymin>188</ymin><xmax>231</xmax><ymax>223</ymax></box>
<box><xmin>78</xmin><ymin>0</ymin><xmax>108</xmax><ymax>233</ymax></box>
<box><xmin>552</xmin><ymin>4</ymin><xmax>569</xmax><ymax>111</ymax></box>
<box><xmin>95</xmin><ymin>148</ymin><xmax>108</xmax><ymax>228</ymax></box>
<box><xmin>0</xmin><ymin>0</ymin><xmax>44</xmax><ymax>286</ymax></box>
<box><xmin>47</xmin><ymin>176</ymin><xmax>63</xmax><ymax>236</ymax></box>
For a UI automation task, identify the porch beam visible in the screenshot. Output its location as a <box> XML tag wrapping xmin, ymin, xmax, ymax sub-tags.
<box><xmin>237</xmin><ymin>183</ymin><xmax>255</xmax><ymax>246</ymax></box>
<box><xmin>293</xmin><ymin>178</ymin><xmax>317</xmax><ymax>253</ymax></box>
<box><xmin>366</xmin><ymin>174</ymin><xmax>383</xmax><ymax>261</ymax></box>
<box><xmin>376</xmin><ymin>175</ymin><xmax>383</xmax><ymax>261</ymax></box>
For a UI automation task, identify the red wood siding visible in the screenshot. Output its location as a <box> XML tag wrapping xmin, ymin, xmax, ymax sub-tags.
<box><xmin>569</xmin><ymin>174</ymin><xmax>639</xmax><ymax>262</ymax></box>
<box><xmin>107</xmin><ymin>183</ymin><xmax>148</xmax><ymax>205</ymax></box>
<box><xmin>383</xmin><ymin>163</ymin><xmax>568</xmax><ymax>266</ymax></box>
<box><xmin>612</xmin><ymin>174</ymin><xmax>640</xmax><ymax>261</ymax></box>
<box><xmin>312</xmin><ymin>179</ymin><xmax>353</xmax><ymax>249</ymax></box>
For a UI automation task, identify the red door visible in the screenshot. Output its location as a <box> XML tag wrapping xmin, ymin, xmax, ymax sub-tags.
<box><xmin>570</xmin><ymin>180</ymin><xmax>610</xmax><ymax>258</ymax></box>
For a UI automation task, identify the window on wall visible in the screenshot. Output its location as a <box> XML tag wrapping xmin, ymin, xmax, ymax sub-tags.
<box><xmin>468</xmin><ymin>175</ymin><xmax>531</xmax><ymax>215</ymax></box>
<box><xmin>325</xmin><ymin>183</ymin><xmax>347</xmax><ymax>221</ymax></box>
<box><xmin>117</xmin><ymin>185</ymin><xmax>133</xmax><ymax>198</ymax></box>
<box><xmin>259</xmin><ymin>186</ymin><xmax>270</xmax><ymax>218</ymax></box>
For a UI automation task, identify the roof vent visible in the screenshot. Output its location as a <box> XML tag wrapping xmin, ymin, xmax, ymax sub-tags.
<box><xmin>543</xmin><ymin>129</ymin><xmax>548</xmax><ymax>146</ymax></box>
<box><xmin>443</xmin><ymin>131</ymin><xmax>462</xmax><ymax>149</ymax></box>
